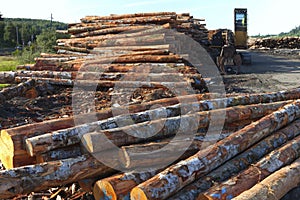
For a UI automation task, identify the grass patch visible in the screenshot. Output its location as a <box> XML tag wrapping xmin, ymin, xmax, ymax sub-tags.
<box><xmin>0</xmin><ymin>84</ymin><xmax>10</xmax><ymax>89</ymax></box>
<box><xmin>0</xmin><ymin>56</ymin><xmax>19</xmax><ymax>71</ymax></box>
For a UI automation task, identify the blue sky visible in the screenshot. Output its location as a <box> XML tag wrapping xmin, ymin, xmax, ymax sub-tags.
<box><xmin>2</xmin><ymin>0</ymin><xmax>300</xmax><ymax>35</ymax></box>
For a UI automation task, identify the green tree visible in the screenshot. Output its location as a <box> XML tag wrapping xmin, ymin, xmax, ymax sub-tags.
<box><xmin>3</xmin><ymin>21</ymin><xmax>16</xmax><ymax>46</ymax></box>
<box><xmin>36</xmin><ymin>27</ymin><xmax>57</xmax><ymax>53</ymax></box>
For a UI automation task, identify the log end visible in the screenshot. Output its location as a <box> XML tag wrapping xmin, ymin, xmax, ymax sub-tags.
<box><xmin>130</xmin><ymin>187</ymin><xmax>148</xmax><ymax>200</ymax></box>
<box><xmin>93</xmin><ymin>180</ymin><xmax>117</xmax><ymax>200</ymax></box>
<box><xmin>0</xmin><ymin>130</ymin><xmax>15</xmax><ymax>169</ymax></box>
<box><xmin>197</xmin><ymin>194</ymin><xmax>214</xmax><ymax>200</ymax></box>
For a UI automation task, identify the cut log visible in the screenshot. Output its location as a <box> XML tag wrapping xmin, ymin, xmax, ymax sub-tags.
<box><xmin>79</xmin><ymin>101</ymin><xmax>290</xmax><ymax>154</ymax></box>
<box><xmin>93</xmin><ymin>170</ymin><xmax>160</xmax><ymax>200</ymax></box>
<box><xmin>232</xmin><ymin>157</ymin><xmax>300</xmax><ymax>200</ymax></box>
<box><xmin>0</xmin><ymin>92</ymin><xmax>215</xmax><ymax>168</ymax></box>
<box><xmin>36</xmin><ymin>145</ymin><xmax>82</xmax><ymax>163</ymax></box>
<box><xmin>0</xmin><ymin>79</ymin><xmax>36</xmax><ymax>104</ymax></box>
<box><xmin>130</xmin><ymin>100</ymin><xmax>300</xmax><ymax>200</ymax></box>
<box><xmin>171</xmin><ymin>119</ymin><xmax>300</xmax><ymax>200</ymax></box>
<box><xmin>72</xmin><ymin>25</ymin><xmax>153</xmax><ymax>38</ymax></box>
<box><xmin>197</xmin><ymin>134</ymin><xmax>300</xmax><ymax>200</ymax></box>
<box><xmin>81</xmin><ymin>12</ymin><xmax>176</xmax><ymax>22</ymax></box>
<box><xmin>25</xmin><ymin>101</ymin><xmax>288</xmax><ymax>157</ymax></box>
<box><xmin>78</xmin><ymin>16</ymin><xmax>175</xmax><ymax>26</ymax></box>
<box><xmin>91</xmin><ymin>44</ymin><xmax>171</xmax><ymax>53</ymax></box>
<box><xmin>0</xmin><ymin>154</ymin><xmax>116</xmax><ymax>199</ymax></box>
<box><xmin>16</xmin><ymin>77</ymin><xmax>195</xmax><ymax>90</ymax></box>
<box><xmin>119</xmin><ymin>130</ymin><xmax>234</xmax><ymax>169</ymax></box>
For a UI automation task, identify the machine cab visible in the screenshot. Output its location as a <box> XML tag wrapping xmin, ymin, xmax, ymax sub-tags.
<box><xmin>234</xmin><ymin>8</ymin><xmax>248</xmax><ymax>49</ymax></box>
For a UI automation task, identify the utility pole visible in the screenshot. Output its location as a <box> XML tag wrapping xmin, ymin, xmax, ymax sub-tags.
<box><xmin>16</xmin><ymin>26</ymin><xmax>19</xmax><ymax>47</ymax></box>
<box><xmin>50</xmin><ymin>13</ymin><xmax>53</xmax><ymax>27</ymax></box>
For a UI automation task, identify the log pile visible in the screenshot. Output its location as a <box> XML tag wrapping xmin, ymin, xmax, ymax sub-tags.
<box><xmin>250</xmin><ymin>36</ymin><xmax>300</xmax><ymax>49</ymax></box>
<box><xmin>1</xmin><ymin>12</ymin><xmax>300</xmax><ymax>200</ymax></box>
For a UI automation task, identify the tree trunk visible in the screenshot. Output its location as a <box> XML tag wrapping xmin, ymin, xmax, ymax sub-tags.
<box><xmin>0</xmin><ymin>154</ymin><xmax>116</xmax><ymax>199</ymax></box>
<box><xmin>130</xmin><ymin>100</ymin><xmax>300</xmax><ymax>200</ymax></box>
<box><xmin>197</xmin><ymin>134</ymin><xmax>300</xmax><ymax>200</ymax></box>
<box><xmin>0</xmin><ymin>93</ymin><xmax>214</xmax><ymax>168</ymax></box>
<box><xmin>171</xmin><ymin>119</ymin><xmax>300</xmax><ymax>200</ymax></box>
<box><xmin>93</xmin><ymin>170</ymin><xmax>160</xmax><ymax>200</ymax></box>
<box><xmin>25</xmin><ymin>101</ymin><xmax>287</xmax><ymax>157</ymax></box>
<box><xmin>232</xmin><ymin>157</ymin><xmax>300</xmax><ymax>200</ymax></box>
<box><xmin>0</xmin><ymin>79</ymin><xmax>36</xmax><ymax>103</ymax></box>
<box><xmin>80</xmin><ymin>12</ymin><xmax>176</xmax><ymax>22</ymax></box>
<box><xmin>36</xmin><ymin>145</ymin><xmax>82</xmax><ymax>163</ymax></box>
<box><xmin>72</xmin><ymin>25</ymin><xmax>153</xmax><ymax>38</ymax></box>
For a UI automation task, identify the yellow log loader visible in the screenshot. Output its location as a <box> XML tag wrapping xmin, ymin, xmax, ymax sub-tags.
<box><xmin>208</xmin><ymin>8</ymin><xmax>251</xmax><ymax>74</ymax></box>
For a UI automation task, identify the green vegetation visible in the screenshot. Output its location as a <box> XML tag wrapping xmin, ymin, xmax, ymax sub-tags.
<box><xmin>0</xmin><ymin>18</ymin><xmax>67</xmax><ymax>48</ymax></box>
<box><xmin>0</xmin><ymin>56</ymin><xmax>19</xmax><ymax>71</ymax></box>
<box><xmin>0</xmin><ymin>17</ymin><xmax>70</xmax><ymax>64</ymax></box>
<box><xmin>279</xmin><ymin>26</ymin><xmax>300</xmax><ymax>37</ymax></box>
<box><xmin>252</xmin><ymin>25</ymin><xmax>300</xmax><ymax>38</ymax></box>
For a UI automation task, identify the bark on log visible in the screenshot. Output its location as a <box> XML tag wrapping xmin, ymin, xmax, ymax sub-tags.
<box><xmin>91</xmin><ymin>44</ymin><xmax>171</xmax><ymax>53</ymax></box>
<box><xmin>197</xmin><ymin>134</ymin><xmax>300</xmax><ymax>200</ymax></box>
<box><xmin>80</xmin><ymin>12</ymin><xmax>176</xmax><ymax>22</ymax></box>
<box><xmin>93</xmin><ymin>170</ymin><xmax>160</xmax><ymax>200</ymax></box>
<box><xmin>72</xmin><ymin>25</ymin><xmax>153</xmax><ymax>38</ymax></box>
<box><xmin>60</xmin><ymin>23</ymin><xmax>171</xmax><ymax>48</ymax></box>
<box><xmin>36</xmin><ymin>145</ymin><xmax>82</xmax><ymax>163</ymax></box>
<box><xmin>232</xmin><ymin>157</ymin><xmax>300</xmax><ymax>200</ymax></box>
<box><xmin>15</xmin><ymin>77</ymin><xmax>195</xmax><ymax>90</ymax></box>
<box><xmin>0</xmin><ymin>93</ymin><xmax>214</xmax><ymax>168</ymax></box>
<box><xmin>171</xmin><ymin>119</ymin><xmax>300</xmax><ymax>200</ymax></box>
<box><xmin>119</xmin><ymin>130</ymin><xmax>234</xmax><ymax>169</ymax></box>
<box><xmin>130</xmin><ymin>100</ymin><xmax>300</xmax><ymax>200</ymax></box>
<box><xmin>0</xmin><ymin>154</ymin><xmax>116</xmax><ymax>199</ymax></box>
<box><xmin>0</xmin><ymin>79</ymin><xmax>36</xmax><ymax>104</ymax></box>
<box><xmin>25</xmin><ymin>101</ymin><xmax>288</xmax><ymax>157</ymax></box>
<box><xmin>86</xmin><ymin>33</ymin><xmax>167</xmax><ymax>47</ymax></box>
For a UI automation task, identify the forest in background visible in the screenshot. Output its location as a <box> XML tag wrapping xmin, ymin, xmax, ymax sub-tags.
<box><xmin>0</xmin><ymin>18</ymin><xmax>67</xmax><ymax>48</ymax></box>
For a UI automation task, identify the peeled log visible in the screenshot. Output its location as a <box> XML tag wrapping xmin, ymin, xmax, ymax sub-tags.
<box><xmin>130</xmin><ymin>100</ymin><xmax>300</xmax><ymax>200</ymax></box>
<box><xmin>198</xmin><ymin>134</ymin><xmax>300</xmax><ymax>200</ymax></box>
<box><xmin>93</xmin><ymin>170</ymin><xmax>160</xmax><ymax>200</ymax></box>
<box><xmin>232</xmin><ymin>157</ymin><xmax>300</xmax><ymax>200</ymax></box>
<box><xmin>0</xmin><ymin>154</ymin><xmax>116</xmax><ymax>199</ymax></box>
<box><xmin>0</xmin><ymin>79</ymin><xmax>36</xmax><ymax>104</ymax></box>
<box><xmin>171</xmin><ymin>119</ymin><xmax>300</xmax><ymax>200</ymax></box>
<box><xmin>26</xmin><ymin>101</ymin><xmax>288</xmax><ymax>156</ymax></box>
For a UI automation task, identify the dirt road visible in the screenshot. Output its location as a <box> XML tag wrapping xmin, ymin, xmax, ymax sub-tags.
<box><xmin>223</xmin><ymin>50</ymin><xmax>300</xmax><ymax>93</ymax></box>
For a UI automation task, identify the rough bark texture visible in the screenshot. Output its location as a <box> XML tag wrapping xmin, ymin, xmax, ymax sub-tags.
<box><xmin>0</xmin><ymin>79</ymin><xmax>36</xmax><ymax>103</ymax></box>
<box><xmin>0</xmin><ymin>154</ymin><xmax>116</xmax><ymax>199</ymax></box>
<box><xmin>130</xmin><ymin>100</ymin><xmax>300</xmax><ymax>200</ymax></box>
<box><xmin>26</xmin><ymin>101</ymin><xmax>287</xmax><ymax>157</ymax></box>
<box><xmin>232</xmin><ymin>157</ymin><xmax>300</xmax><ymax>200</ymax></box>
<box><xmin>171</xmin><ymin>119</ymin><xmax>300</xmax><ymax>200</ymax></box>
<box><xmin>78</xmin><ymin>101</ymin><xmax>289</xmax><ymax>154</ymax></box>
<box><xmin>198</xmin><ymin>134</ymin><xmax>300</xmax><ymax>200</ymax></box>
<box><xmin>93</xmin><ymin>170</ymin><xmax>160</xmax><ymax>200</ymax></box>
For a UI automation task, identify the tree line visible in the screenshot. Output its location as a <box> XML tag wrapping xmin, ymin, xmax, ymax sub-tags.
<box><xmin>0</xmin><ymin>18</ymin><xmax>67</xmax><ymax>48</ymax></box>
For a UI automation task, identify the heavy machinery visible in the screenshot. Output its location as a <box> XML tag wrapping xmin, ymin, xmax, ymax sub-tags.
<box><xmin>208</xmin><ymin>8</ymin><xmax>251</xmax><ymax>74</ymax></box>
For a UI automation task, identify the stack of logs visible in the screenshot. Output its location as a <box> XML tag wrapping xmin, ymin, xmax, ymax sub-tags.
<box><xmin>1</xmin><ymin>12</ymin><xmax>300</xmax><ymax>200</ymax></box>
<box><xmin>1</xmin><ymin>88</ymin><xmax>300</xmax><ymax>199</ymax></box>
<box><xmin>251</xmin><ymin>36</ymin><xmax>300</xmax><ymax>49</ymax></box>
